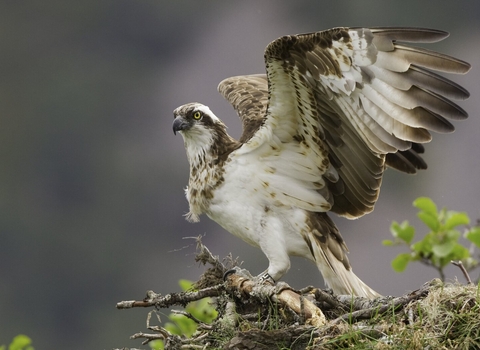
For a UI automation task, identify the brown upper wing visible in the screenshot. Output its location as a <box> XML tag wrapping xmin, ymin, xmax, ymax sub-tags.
<box><xmin>218</xmin><ymin>74</ymin><xmax>269</xmax><ymax>143</ymax></box>
<box><xmin>219</xmin><ymin>27</ymin><xmax>470</xmax><ymax>218</ymax></box>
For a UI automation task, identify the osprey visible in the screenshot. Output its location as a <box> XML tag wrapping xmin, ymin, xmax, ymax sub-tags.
<box><xmin>172</xmin><ymin>27</ymin><xmax>470</xmax><ymax>299</ymax></box>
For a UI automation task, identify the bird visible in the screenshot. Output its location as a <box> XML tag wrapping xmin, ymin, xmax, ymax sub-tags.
<box><xmin>172</xmin><ymin>27</ymin><xmax>470</xmax><ymax>299</ymax></box>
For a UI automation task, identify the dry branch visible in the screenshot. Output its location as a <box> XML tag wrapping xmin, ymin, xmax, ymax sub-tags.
<box><xmin>116</xmin><ymin>284</ymin><xmax>225</xmax><ymax>310</ymax></box>
<box><xmin>116</xmin><ymin>238</ymin><xmax>477</xmax><ymax>349</ymax></box>
<box><xmin>328</xmin><ymin>279</ymin><xmax>435</xmax><ymax>325</ymax></box>
<box><xmin>451</xmin><ymin>260</ymin><xmax>473</xmax><ymax>284</ymax></box>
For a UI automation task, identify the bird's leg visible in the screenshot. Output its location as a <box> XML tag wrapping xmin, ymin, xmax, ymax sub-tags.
<box><xmin>224</xmin><ymin>216</ymin><xmax>291</xmax><ymax>285</ymax></box>
<box><xmin>258</xmin><ymin>270</ymin><xmax>276</xmax><ymax>285</ymax></box>
<box><xmin>256</xmin><ymin>251</ymin><xmax>290</xmax><ymax>284</ymax></box>
<box><xmin>256</xmin><ymin>217</ymin><xmax>291</xmax><ymax>283</ymax></box>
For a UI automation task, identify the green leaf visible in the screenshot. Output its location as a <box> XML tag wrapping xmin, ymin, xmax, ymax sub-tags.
<box><xmin>411</xmin><ymin>238</ymin><xmax>431</xmax><ymax>254</ymax></box>
<box><xmin>8</xmin><ymin>335</ymin><xmax>32</xmax><ymax>350</ymax></box>
<box><xmin>465</xmin><ymin>227</ymin><xmax>480</xmax><ymax>248</ymax></box>
<box><xmin>164</xmin><ymin>321</ymin><xmax>181</xmax><ymax>335</ymax></box>
<box><xmin>445</xmin><ymin>229</ymin><xmax>461</xmax><ymax>241</ymax></box>
<box><xmin>382</xmin><ymin>239</ymin><xmax>395</xmax><ymax>246</ymax></box>
<box><xmin>391</xmin><ymin>253</ymin><xmax>411</xmax><ymax>272</ymax></box>
<box><xmin>445</xmin><ymin>211</ymin><xmax>470</xmax><ymax>229</ymax></box>
<box><xmin>178</xmin><ymin>279</ymin><xmax>193</xmax><ymax>291</ymax></box>
<box><xmin>169</xmin><ymin>314</ymin><xmax>197</xmax><ymax>337</ymax></box>
<box><xmin>451</xmin><ymin>243</ymin><xmax>471</xmax><ymax>260</ymax></box>
<box><xmin>417</xmin><ymin>211</ymin><xmax>440</xmax><ymax>231</ymax></box>
<box><xmin>187</xmin><ymin>297</ymin><xmax>218</xmax><ymax>323</ymax></box>
<box><xmin>389</xmin><ymin>221</ymin><xmax>401</xmax><ymax>238</ymax></box>
<box><xmin>413</xmin><ymin>197</ymin><xmax>438</xmax><ymax>216</ymax></box>
<box><xmin>149</xmin><ymin>339</ymin><xmax>164</xmax><ymax>350</ymax></box>
<box><xmin>432</xmin><ymin>240</ymin><xmax>455</xmax><ymax>258</ymax></box>
<box><xmin>390</xmin><ymin>221</ymin><xmax>415</xmax><ymax>244</ymax></box>
<box><xmin>398</xmin><ymin>223</ymin><xmax>415</xmax><ymax>244</ymax></box>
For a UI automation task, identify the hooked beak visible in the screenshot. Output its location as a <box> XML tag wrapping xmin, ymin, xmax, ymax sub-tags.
<box><xmin>172</xmin><ymin>117</ymin><xmax>189</xmax><ymax>135</ymax></box>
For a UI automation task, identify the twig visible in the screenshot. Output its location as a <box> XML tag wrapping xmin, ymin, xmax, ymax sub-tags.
<box><xmin>116</xmin><ymin>284</ymin><xmax>225</xmax><ymax>309</ymax></box>
<box><xmin>295</xmin><ymin>285</ymin><xmax>316</xmax><ymax>294</ymax></box>
<box><xmin>329</xmin><ymin>281</ymin><xmax>432</xmax><ymax>325</ymax></box>
<box><xmin>131</xmin><ymin>331</ymin><xmax>167</xmax><ymax>344</ymax></box>
<box><xmin>171</xmin><ymin>309</ymin><xmax>204</xmax><ymax>326</ymax></box>
<box><xmin>193</xmin><ymin>236</ymin><xmax>225</xmax><ymax>270</ymax></box>
<box><xmin>451</xmin><ymin>260</ymin><xmax>473</xmax><ymax>285</ymax></box>
<box><xmin>407</xmin><ymin>307</ymin><xmax>414</xmax><ymax>325</ymax></box>
<box><xmin>312</xmin><ymin>288</ymin><xmax>348</xmax><ymax>312</ymax></box>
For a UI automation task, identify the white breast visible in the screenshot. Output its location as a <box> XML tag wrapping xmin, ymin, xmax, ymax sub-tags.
<box><xmin>206</xmin><ymin>153</ymin><xmax>314</xmax><ymax>259</ymax></box>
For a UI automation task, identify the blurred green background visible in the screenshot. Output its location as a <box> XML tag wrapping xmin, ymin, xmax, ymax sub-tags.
<box><xmin>1</xmin><ymin>1</ymin><xmax>478</xmax><ymax>348</ymax></box>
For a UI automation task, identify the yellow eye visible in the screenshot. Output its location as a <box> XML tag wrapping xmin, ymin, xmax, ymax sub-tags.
<box><xmin>193</xmin><ymin>111</ymin><xmax>202</xmax><ymax>120</ymax></box>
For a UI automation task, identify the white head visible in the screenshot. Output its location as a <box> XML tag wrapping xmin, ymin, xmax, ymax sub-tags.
<box><xmin>173</xmin><ymin>102</ymin><xmax>226</xmax><ymax>164</ymax></box>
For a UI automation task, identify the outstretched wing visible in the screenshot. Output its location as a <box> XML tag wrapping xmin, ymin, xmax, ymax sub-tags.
<box><xmin>220</xmin><ymin>27</ymin><xmax>470</xmax><ymax>218</ymax></box>
<box><xmin>219</xmin><ymin>75</ymin><xmax>429</xmax><ymax>174</ymax></box>
<box><xmin>218</xmin><ymin>74</ymin><xmax>269</xmax><ymax>143</ymax></box>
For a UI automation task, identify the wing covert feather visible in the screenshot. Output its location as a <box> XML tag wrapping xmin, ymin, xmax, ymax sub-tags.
<box><xmin>218</xmin><ymin>74</ymin><xmax>269</xmax><ymax>143</ymax></box>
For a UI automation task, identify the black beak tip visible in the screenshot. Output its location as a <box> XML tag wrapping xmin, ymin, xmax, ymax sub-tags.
<box><xmin>172</xmin><ymin>117</ymin><xmax>185</xmax><ymax>135</ymax></box>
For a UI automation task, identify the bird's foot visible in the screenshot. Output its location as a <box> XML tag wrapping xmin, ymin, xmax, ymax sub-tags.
<box><xmin>223</xmin><ymin>267</ymin><xmax>238</xmax><ymax>281</ymax></box>
<box><xmin>224</xmin><ymin>267</ymin><xmax>275</xmax><ymax>285</ymax></box>
<box><xmin>223</xmin><ymin>266</ymin><xmax>254</xmax><ymax>281</ymax></box>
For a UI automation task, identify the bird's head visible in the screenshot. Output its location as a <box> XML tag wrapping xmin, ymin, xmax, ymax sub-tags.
<box><xmin>173</xmin><ymin>102</ymin><xmax>223</xmax><ymax>135</ymax></box>
<box><xmin>173</xmin><ymin>102</ymin><xmax>229</xmax><ymax>163</ymax></box>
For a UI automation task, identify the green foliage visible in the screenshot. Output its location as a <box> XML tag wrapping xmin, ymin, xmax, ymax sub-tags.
<box><xmin>149</xmin><ymin>279</ymin><xmax>218</xmax><ymax>350</ymax></box>
<box><xmin>0</xmin><ymin>335</ymin><xmax>34</xmax><ymax>350</ymax></box>
<box><xmin>383</xmin><ymin>197</ymin><xmax>480</xmax><ymax>280</ymax></box>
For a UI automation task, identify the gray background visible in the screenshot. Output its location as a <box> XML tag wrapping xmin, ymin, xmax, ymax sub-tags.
<box><xmin>1</xmin><ymin>1</ymin><xmax>479</xmax><ymax>349</ymax></box>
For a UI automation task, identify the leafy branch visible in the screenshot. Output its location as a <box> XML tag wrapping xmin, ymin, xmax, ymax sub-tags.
<box><xmin>143</xmin><ymin>279</ymin><xmax>218</xmax><ymax>350</ymax></box>
<box><xmin>383</xmin><ymin>197</ymin><xmax>480</xmax><ymax>282</ymax></box>
<box><xmin>0</xmin><ymin>335</ymin><xmax>34</xmax><ymax>350</ymax></box>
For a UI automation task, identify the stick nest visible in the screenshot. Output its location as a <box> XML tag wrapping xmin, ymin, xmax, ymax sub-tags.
<box><xmin>115</xmin><ymin>236</ymin><xmax>480</xmax><ymax>350</ymax></box>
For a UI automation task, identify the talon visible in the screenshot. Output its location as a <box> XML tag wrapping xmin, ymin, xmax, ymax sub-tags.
<box><xmin>223</xmin><ymin>268</ymin><xmax>238</xmax><ymax>281</ymax></box>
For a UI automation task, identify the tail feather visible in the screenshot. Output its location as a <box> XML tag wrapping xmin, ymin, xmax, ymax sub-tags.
<box><xmin>313</xmin><ymin>243</ymin><xmax>381</xmax><ymax>299</ymax></box>
<box><xmin>307</xmin><ymin>212</ymin><xmax>380</xmax><ymax>299</ymax></box>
